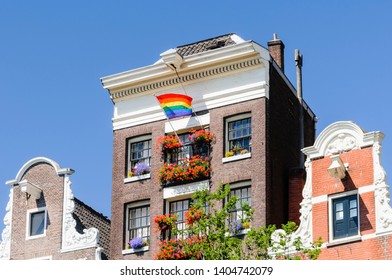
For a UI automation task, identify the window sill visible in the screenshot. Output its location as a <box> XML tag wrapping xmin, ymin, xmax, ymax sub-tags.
<box><xmin>124</xmin><ymin>173</ymin><xmax>151</xmax><ymax>183</ymax></box>
<box><xmin>225</xmin><ymin>228</ymin><xmax>251</xmax><ymax>237</ymax></box>
<box><xmin>222</xmin><ymin>153</ymin><xmax>251</xmax><ymax>163</ymax></box>
<box><xmin>326</xmin><ymin>235</ymin><xmax>362</xmax><ymax>247</ymax></box>
<box><xmin>122</xmin><ymin>246</ymin><xmax>149</xmax><ymax>255</ymax></box>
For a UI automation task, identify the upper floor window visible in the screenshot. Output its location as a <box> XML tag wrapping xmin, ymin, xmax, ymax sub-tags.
<box><xmin>332</xmin><ymin>194</ymin><xmax>359</xmax><ymax>240</ymax></box>
<box><xmin>169</xmin><ymin>198</ymin><xmax>191</xmax><ymax>239</ymax></box>
<box><xmin>27</xmin><ymin>207</ymin><xmax>47</xmax><ymax>239</ymax></box>
<box><xmin>166</xmin><ymin>133</ymin><xmax>194</xmax><ymax>164</ymax></box>
<box><xmin>125</xmin><ymin>201</ymin><xmax>150</xmax><ymax>250</ymax></box>
<box><xmin>228</xmin><ymin>185</ymin><xmax>252</xmax><ymax>224</ymax></box>
<box><xmin>328</xmin><ymin>191</ymin><xmax>360</xmax><ymax>244</ymax></box>
<box><xmin>127</xmin><ymin>135</ymin><xmax>152</xmax><ymax>177</ymax></box>
<box><xmin>225</xmin><ymin>114</ymin><xmax>252</xmax><ymax>157</ymax></box>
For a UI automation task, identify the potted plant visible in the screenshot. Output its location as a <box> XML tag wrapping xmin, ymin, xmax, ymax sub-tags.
<box><xmin>158</xmin><ymin>135</ymin><xmax>182</xmax><ymax>151</ymax></box>
<box><xmin>158</xmin><ymin>155</ymin><xmax>211</xmax><ymax>185</ymax></box>
<box><xmin>133</xmin><ymin>162</ymin><xmax>150</xmax><ymax>176</ymax></box>
<box><xmin>128</xmin><ymin>237</ymin><xmax>147</xmax><ymax>249</ymax></box>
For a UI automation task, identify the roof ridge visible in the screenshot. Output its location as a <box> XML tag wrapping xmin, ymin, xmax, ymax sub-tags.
<box><xmin>74</xmin><ymin>196</ymin><xmax>111</xmax><ymax>223</ymax></box>
<box><xmin>175</xmin><ymin>33</ymin><xmax>235</xmax><ymax>49</ymax></box>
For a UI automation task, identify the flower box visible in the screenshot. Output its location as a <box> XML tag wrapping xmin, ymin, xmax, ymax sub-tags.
<box><xmin>158</xmin><ymin>155</ymin><xmax>211</xmax><ymax>186</ymax></box>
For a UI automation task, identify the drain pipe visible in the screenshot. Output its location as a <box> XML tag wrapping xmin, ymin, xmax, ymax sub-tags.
<box><xmin>295</xmin><ymin>49</ymin><xmax>304</xmax><ymax>167</ymax></box>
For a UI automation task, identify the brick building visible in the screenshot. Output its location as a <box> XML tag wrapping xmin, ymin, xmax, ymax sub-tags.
<box><xmin>0</xmin><ymin>157</ymin><xmax>110</xmax><ymax>260</ymax></box>
<box><xmin>101</xmin><ymin>34</ymin><xmax>317</xmax><ymax>259</ymax></box>
<box><xmin>284</xmin><ymin>121</ymin><xmax>392</xmax><ymax>259</ymax></box>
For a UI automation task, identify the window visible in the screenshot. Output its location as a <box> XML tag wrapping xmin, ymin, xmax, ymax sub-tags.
<box><xmin>27</xmin><ymin>208</ymin><xmax>47</xmax><ymax>239</ymax></box>
<box><xmin>332</xmin><ymin>194</ymin><xmax>359</xmax><ymax>240</ymax></box>
<box><xmin>127</xmin><ymin>135</ymin><xmax>152</xmax><ymax>177</ymax></box>
<box><xmin>228</xmin><ymin>185</ymin><xmax>252</xmax><ymax>223</ymax></box>
<box><xmin>166</xmin><ymin>133</ymin><xmax>193</xmax><ymax>164</ymax></box>
<box><xmin>169</xmin><ymin>199</ymin><xmax>191</xmax><ymax>239</ymax></box>
<box><xmin>125</xmin><ymin>201</ymin><xmax>150</xmax><ymax>249</ymax></box>
<box><xmin>225</xmin><ymin>114</ymin><xmax>252</xmax><ymax>156</ymax></box>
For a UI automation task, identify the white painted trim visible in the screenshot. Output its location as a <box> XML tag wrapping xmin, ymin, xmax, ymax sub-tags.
<box><xmin>163</xmin><ymin>180</ymin><xmax>209</xmax><ymax>200</ymax></box>
<box><xmin>312</xmin><ymin>185</ymin><xmax>375</xmax><ymax>204</ymax></box>
<box><xmin>165</xmin><ymin>114</ymin><xmax>210</xmax><ymax>133</ymax></box>
<box><xmin>224</xmin><ymin>112</ymin><xmax>252</xmax><ymax>154</ymax></box>
<box><xmin>312</xmin><ymin>194</ymin><xmax>327</xmax><ymax>204</ymax></box>
<box><xmin>101</xmin><ymin>41</ymin><xmax>264</xmax><ymax>92</ymax></box>
<box><xmin>358</xmin><ymin>185</ymin><xmax>375</xmax><ymax>194</ymax></box>
<box><xmin>112</xmin><ymin>82</ymin><xmax>266</xmax><ymax>131</ymax></box>
<box><xmin>302</xmin><ymin>121</ymin><xmax>381</xmax><ymax>159</ymax></box>
<box><xmin>29</xmin><ymin>255</ymin><xmax>52</xmax><ymax>260</ymax></box>
<box><xmin>6</xmin><ymin>157</ymin><xmax>74</xmax><ymax>186</ymax></box>
<box><xmin>122</xmin><ymin>246</ymin><xmax>149</xmax><ymax>255</ymax></box>
<box><xmin>124</xmin><ymin>173</ymin><xmax>151</xmax><ymax>183</ymax></box>
<box><xmin>222</xmin><ymin>153</ymin><xmax>251</xmax><ymax>163</ymax></box>
<box><xmin>61</xmin><ymin>173</ymin><xmax>99</xmax><ymax>253</ymax></box>
<box><xmin>327</xmin><ymin>190</ymin><xmax>360</xmax><ymax>243</ymax></box>
<box><xmin>26</xmin><ymin>207</ymin><xmax>47</xmax><ymax>240</ymax></box>
<box><xmin>124</xmin><ymin>200</ymin><xmax>150</xmax><ymax>251</ymax></box>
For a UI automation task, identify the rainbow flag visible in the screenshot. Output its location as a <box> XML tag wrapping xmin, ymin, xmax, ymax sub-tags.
<box><xmin>156</xmin><ymin>93</ymin><xmax>193</xmax><ymax>119</ymax></box>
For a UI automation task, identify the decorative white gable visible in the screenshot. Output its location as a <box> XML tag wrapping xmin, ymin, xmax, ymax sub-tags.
<box><xmin>271</xmin><ymin>121</ymin><xmax>392</xmax><ymax>254</ymax></box>
<box><xmin>0</xmin><ymin>157</ymin><xmax>99</xmax><ymax>259</ymax></box>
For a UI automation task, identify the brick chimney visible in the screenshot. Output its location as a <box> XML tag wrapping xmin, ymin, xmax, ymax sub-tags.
<box><xmin>268</xmin><ymin>33</ymin><xmax>285</xmax><ymax>72</ymax></box>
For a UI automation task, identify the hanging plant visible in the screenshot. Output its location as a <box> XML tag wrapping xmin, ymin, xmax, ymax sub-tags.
<box><xmin>157</xmin><ymin>135</ymin><xmax>183</xmax><ymax>154</ymax></box>
<box><xmin>188</xmin><ymin>129</ymin><xmax>216</xmax><ymax>145</ymax></box>
<box><xmin>158</xmin><ymin>155</ymin><xmax>211</xmax><ymax>185</ymax></box>
<box><xmin>154</xmin><ymin>214</ymin><xmax>177</xmax><ymax>231</ymax></box>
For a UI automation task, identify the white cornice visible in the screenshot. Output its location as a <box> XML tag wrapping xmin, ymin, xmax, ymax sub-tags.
<box><xmin>302</xmin><ymin>121</ymin><xmax>381</xmax><ymax>159</ymax></box>
<box><xmin>101</xmin><ymin>41</ymin><xmax>267</xmax><ymax>101</ymax></box>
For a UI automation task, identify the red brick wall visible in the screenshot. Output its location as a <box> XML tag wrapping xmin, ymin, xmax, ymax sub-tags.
<box><xmin>312</xmin><ymin>147</ymin><xmax>373</xmax><ymax>197</ymax></box>
<box><xmin>318</xmin><ymin>236</ymin><xmax>392</xmax><ymax>260</ymax></box>
<box><xmin>288</xmin><ymin>168</ymin><xmax>305</xmax><ymax>224</ymax></box>
<box><xmin>310</xmin><ymin>146</ymin><xmax>389</xmax><ymax>259</ymax></box>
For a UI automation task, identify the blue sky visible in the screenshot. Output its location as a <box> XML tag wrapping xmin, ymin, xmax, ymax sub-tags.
<box><xmin>1</xmin><ymin>1</ymin><xmax>392</xmax><ymax>236</ymax></box>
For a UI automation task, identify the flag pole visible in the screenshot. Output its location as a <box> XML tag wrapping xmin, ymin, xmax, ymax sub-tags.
<box><xmin>173</xmin><ymin>68</ymin><xmax>205</xmax><ymax>130</ymax></box>
<box><xmin>154</xmin><ymin>93</ymin><xmax>182</xmax><ymax>145</ymax></box>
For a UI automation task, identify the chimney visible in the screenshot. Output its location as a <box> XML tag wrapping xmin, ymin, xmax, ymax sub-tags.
<box><xmin>268</xmin><ymin>33</ymin><xmax>285</xmax><ymax>72</ymax></box>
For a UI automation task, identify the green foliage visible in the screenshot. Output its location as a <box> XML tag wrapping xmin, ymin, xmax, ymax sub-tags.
<box><xmin>154</xmin><ymin>183</ymin><xmax>322</xmax><ymax>260</ymax></box>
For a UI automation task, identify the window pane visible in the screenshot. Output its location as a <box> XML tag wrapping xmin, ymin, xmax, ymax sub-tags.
<box><xmin>127</xmin><ymin>204</ymin><xmax>150</xmax><ymax>248</ymax></box>
<box><xmin>336</xmin><ymin>211</ymin><xmax>344</xmax><ymax>221</ymax></box>
<box><xmin>335</xmin><ymin>202</ymin><xmax>343</xmax><ymax>212</ymax></box>
<box><xmin>30</xmin><ymin>211</ymin><xmax>45</xmax><ymax>236</ymax></box>
<box><xmin>350</xmin><ymin>208</ymin><xmax>357</xmax><ymax>218</ymax></box>
<box><xmin>350</xmin><ymin>199</ymin><xmax>357</xmax><ymax>209</ymax></box>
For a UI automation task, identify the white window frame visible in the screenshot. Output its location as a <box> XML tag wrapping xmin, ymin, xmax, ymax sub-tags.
<box><xmin>125</xmin><ymin>134</ymin><xmax>152</xmax><ymax>182</ymax></box>
<box><xmin>26</xmin><ymin>207</ymin><xmax>47</xmax><ymax>240</ymax></box>
<box><xmin>227</xmin><ymin>181</ymin><xmax>252</xmax><ymax>225</ymax></box>
<box><xmin>328</xmin><ymin>190</ymin><xmax>361</xmax><ymax>246</ymax></box>
<box><xmin>223</xmin><ymin>113</ymin><xmax>252</xmax><ymax>163</ymax></box>
<box><xmin>122</xmin><ymin>200</ymin><xmax>150</xmax><ymax>255</ymax></box>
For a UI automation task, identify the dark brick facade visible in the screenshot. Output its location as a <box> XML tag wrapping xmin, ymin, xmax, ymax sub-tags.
<box><xmin>109</xmin><ymin>62</ymin><xmax>316</xmax><ymax>259</ymax></box>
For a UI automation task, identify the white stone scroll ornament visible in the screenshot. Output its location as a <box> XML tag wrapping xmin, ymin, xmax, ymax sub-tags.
<box><xmin>61</xmin><ymin>175</ymin><xmax>99</xmax><ymax>252</ymax></box>
<box><xmin>0</xmin><ymin>189</ymin><xmax>13</xmax><ymax>260</ymax></box>
<box><xmin>325</xmin><ymin>134</ymin><xmax>357</xmax><ymax>156</ymax></box>
<box><xmin>373</xmin><ymin>139</ymin><xmax>392</xmax><ymax>233</ymax></box>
